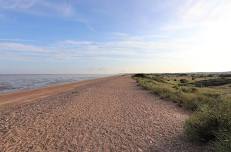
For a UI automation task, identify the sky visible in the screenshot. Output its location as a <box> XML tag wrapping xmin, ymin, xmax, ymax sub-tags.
<box><xmin>0</xmin><ymin>0</ymin><xmax>231</xmax><ymax>74</ymax></box>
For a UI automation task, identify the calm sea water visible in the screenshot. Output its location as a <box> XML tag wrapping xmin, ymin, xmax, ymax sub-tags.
<box><xmin>0</xmin><ymin>74</ymin><xmax>108</xmax><ymax>93</ymax></box>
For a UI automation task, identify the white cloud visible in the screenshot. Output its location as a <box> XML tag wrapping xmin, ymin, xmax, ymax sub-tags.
<box><xmin>1</xmin><ymin>0</ymin><xmax>231</xmax><ymax>73</ymax></box>
<box><xmin>0</xmin><ymin>42</ymin><xmax>49</xmax><ymax>53</ymax></box>
<box><xmin>0</xmin><ymin>34</ymin><xmax>182</xmax><ymax>61</ymax></box>
<box><xmin>0</xmin><ymin>38</ymin><xmax>35</xmax><ymax>42</ymax></box>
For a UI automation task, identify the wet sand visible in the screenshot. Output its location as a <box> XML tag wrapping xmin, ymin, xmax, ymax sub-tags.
<box><xmin>0</xmin><ymin>75</ymin><xmax>207</xmax><ymax>151</ymax></box>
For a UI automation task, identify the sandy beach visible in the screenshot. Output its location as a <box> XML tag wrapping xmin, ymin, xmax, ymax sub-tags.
<box><xmin>0</xmin><ymin>75</ymin><xmax>207</xmax><ymax>152</ymax></box>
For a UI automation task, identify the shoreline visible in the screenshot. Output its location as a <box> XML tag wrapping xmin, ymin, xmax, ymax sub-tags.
<box><xmin>0</xmin><ymin>74</ymin><xmax>111</xmax><ymax>94</ymax></box>
<box><xmin>0</xmin><ymin>75</ymin><xmax>117</xmax><ymax>107</ymax></box>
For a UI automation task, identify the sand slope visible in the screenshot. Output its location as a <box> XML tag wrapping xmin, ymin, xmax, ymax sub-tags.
<box><xmin>0</xmin><ymin>75</ymin><xmax>207</xmax><ymax>152</ymax></box>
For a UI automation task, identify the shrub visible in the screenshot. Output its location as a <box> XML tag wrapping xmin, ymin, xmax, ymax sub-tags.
<box><xmin>180</xmin><ymin>79</ymin><xmax>189</xmax><ymax>83</ymax></box>
<box><xmin>178</xmin><ymin>73</ymin><xmax>188</xmax><ymax>76</ymax></box>
<box><xmin>207</xmin><ymin>74</ymin><xmax>215</xmax><ymax>77</ymax></box>
<box><xmin>181</xmin><ymin>94</ymin><xmax>201</xmax><ymax>110</ymax></box>
<box><xmin>184</xmin><ymin>105</ymin><xmax>219</xmax><ymax>142</ymax></box>
<box><xmin>185</xmin><ymin>100</ymin><xmax>231</xmax><ymax>151</ymax></box>
<box><xmin>219</xmin><ymin>74</ymin><xmax>231</xmax><ymax>78</ymax></box>
<box><xmin>191</xmin><ymin>87</ymin><xmax>198</xmax><ymax>93</ymax></box>
<box><xmin>134</xmin><ymin>74</ymin><xmax>231</xmax><ymax>151</ymax></box>
<box><xmin>214</xmin><ymin>100</ymin><xmax>231</xmax><ymax>151</ymax></box>
<box><xmin>180</xmin><ymin>87</ymin><xmax>198</xmax><ymax>93</ymax></box>
<box><xmin>215</xmin><ymin>132</ymin><xmax>231</xmax><ymax>152</ymax></box>
<box><xmin>194</xmin><ymin>78</ymin><xmax>231</xmax><ymax>87</ymax></box>
<box><xmin>173</xmin><ymin>85</ymin><xmax>179</xmax><ymax>90</ymax></box>
<box><xmin>133</xmin><ymin>73</ymin><xmax>146</xmax><ymax>78</ymax></box>
<box><xmin>148</xmin><ymin>75</ymin><xmax>166</xmax><ymax>83</ymax></box>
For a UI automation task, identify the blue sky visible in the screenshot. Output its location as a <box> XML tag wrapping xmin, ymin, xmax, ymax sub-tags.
<box><xmin>0</xmin><ymin>0</ymin><xmax>230</xmax><ymax>74</ymax></box>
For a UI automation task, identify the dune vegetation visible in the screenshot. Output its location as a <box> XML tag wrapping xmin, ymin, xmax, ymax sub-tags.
<box><xmin>133</xmin><ymin>73</ymin><xmax>231</xmax><ymax>151</ymax></box>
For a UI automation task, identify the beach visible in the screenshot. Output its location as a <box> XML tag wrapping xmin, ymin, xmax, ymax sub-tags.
<box><xmin>0</xmin><ymin>75</ymin><xmax>207</xmax><ymax>151</ymax></box>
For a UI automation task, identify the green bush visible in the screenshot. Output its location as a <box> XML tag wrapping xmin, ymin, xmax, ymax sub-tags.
<box><xmin>184</xmin><ymin>105</ymin><xmax>219</xmax><ymax>142</ymax></box>
<box><xmin>134</xmin><ymin>74</ymin><xmax>231</xmax><ymax>151</ymax></box>
<box><xmin>215</xmin><ymin>132</ymin><xmax>231</xmax><ymax>152</ymax></box>
<box><xmin>185</xmin><ymin>100</ymin><xmax>231</xmax><ymax>151</ymax></box>
<box><xmin>181</xmin><ymin>94</ymin><xmax>200</xmax><ymax>110</ymax></box>
<box><xmin>214</xmin><ymin>100</ymin><xmax>231</xmax><ymax>151</ymax></box>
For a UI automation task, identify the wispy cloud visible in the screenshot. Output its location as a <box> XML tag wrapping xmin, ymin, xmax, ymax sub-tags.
<box><xmin>0</xmin><ymin>0</ymin><xmax>75</xmax><ymax>17</ymax></box>
<box><xmin>0</xmin><ymin>0</ymin><xmax>95</xmax><ymax>31</ymax></box>
<box><xmin>1</xmin><ymin>0</ymin><xmax>231</xmax><ymax>73</ymax></box>
<box><xmin>0</xmin><ymin>42</ymin><xmax>48</xmax><ymax>53</ymax></box>
<box><xmin>0</xmin><ymin>0</ymin><xmax>37</xmax><ymax>9</ymax></box>
<box><xmin>0</xmin><ymin>33</ymin><xmax>183</xmax><ymax>61</ymax></box>
<box><xmin>0</xmin><ymin>38</ymin><xmax>35</xmax><ymax>42</ymax></box>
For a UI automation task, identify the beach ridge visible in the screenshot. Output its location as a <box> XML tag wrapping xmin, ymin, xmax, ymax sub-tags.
<box><xmin>0</xmin><ymin>75</ymin><xmax>207</xmax><ymax>151</ymax></box>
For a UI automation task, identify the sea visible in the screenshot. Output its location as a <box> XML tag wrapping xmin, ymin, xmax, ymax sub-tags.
<box><xmin>0</xmin><ymin>74</ymin><xmax>108</xmax><ymax>93</ymax></box>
